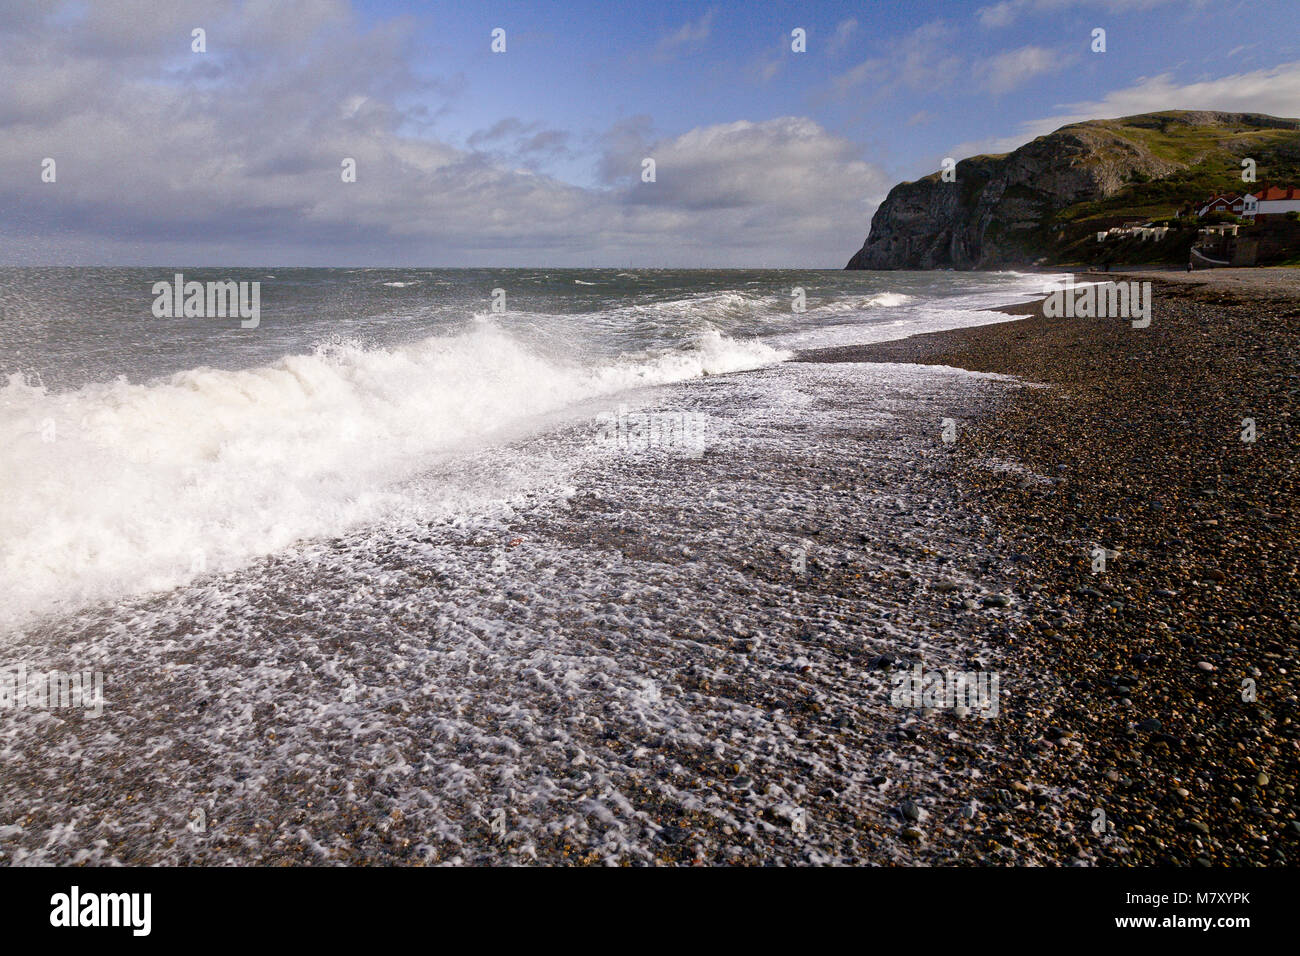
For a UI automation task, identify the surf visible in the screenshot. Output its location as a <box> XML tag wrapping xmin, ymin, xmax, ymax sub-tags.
<box><xmin>0</xmin><ymin>322</ymin><xmax>785</xmax><ymax>631</ymax></box>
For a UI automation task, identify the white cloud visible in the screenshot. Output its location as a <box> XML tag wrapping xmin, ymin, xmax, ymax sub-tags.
<box><xmin>598</xmin><ymin>117</ymin><xmax>892</xmax><ymax>260</ymax></box>
<box><xmin>950</xmin><ymin>60</ymin><xmax>1300</xmax><ymax>159</ymax></box>
<box><xmin>830</xmin><ymin>20</ymin><xmax>962</xmax><ymax>99</ymax></box>
<box><xmin>828</xmin><ymin>18</ymin><xmax>858</xmax><ymax>56</ymax></box>
<box><xmin>653</xmin><ymin>10</ymin><xmax>715</xmax><ymax>62</ymax></box>
<box><xmin>1053</xmin><ymin>62</ymin><xmax>1300</xmax><ymax>122</ymax></box>
<box><xmin>977</xmin><ymin>0</ymin><xmax>1206</xmax><ymax>29</ymax></box>
<box><xmin>977</xmin><ymin>45</ymin><xmax>1072</xmax><ymax>94</ymax></box>
<box><xmin>829</xmin><ymin>22</ymin><xmax>1070</xmax><ymax>103</ymax></box>
<box><xmin>0</xmin><ymin>3</ymin><xmax>887</xmax><ymax>266</ymax></box>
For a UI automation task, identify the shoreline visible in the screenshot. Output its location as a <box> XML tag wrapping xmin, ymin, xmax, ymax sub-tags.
<box><xmin>0</xmin><ymin>335</ymin><xmax>1041</xmax><ymax>865</ymax></box>
<box><xmin>0</xmin><ymin>272</ymin><xmax>1293</xmax><ymax>865</ymax></box>
<box><xmin>798</xmin><ymin>272</ymin><xmax>1299</xmax><ymax>864</ymax></box>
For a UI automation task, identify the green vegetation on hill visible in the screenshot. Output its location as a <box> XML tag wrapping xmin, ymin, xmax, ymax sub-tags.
<box><xmin>847</xmin><ymin>110</ymin><xmax>1300</xmax><ymax>270</ymax></box>
<box><xmin>1047</xmin><ymin>112</ymin><xmax>1300</xmax><ymax>266</ymax></box>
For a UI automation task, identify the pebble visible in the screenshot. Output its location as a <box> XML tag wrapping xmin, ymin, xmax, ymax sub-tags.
<box><xmin>658</xmin><ymin>826</ymin><xmax>688</xmax><ymax>844</ymax></box>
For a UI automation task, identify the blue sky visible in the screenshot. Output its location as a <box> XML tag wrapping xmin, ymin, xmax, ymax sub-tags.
<box><xmin>2</xmin><ymin>0</ymin><xmax>1298</xmax><ymax>265</ymax></box>
<box><xmin>352</xmin><ymin>0</ymin><xmax>1298</xmax><ymax>184</ymax></box>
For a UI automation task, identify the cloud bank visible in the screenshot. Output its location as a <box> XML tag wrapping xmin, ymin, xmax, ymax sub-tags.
<box><xmin>0</xmin><ymin>0</ymin><xmax>888</xmax><ymax>266</ymax></box>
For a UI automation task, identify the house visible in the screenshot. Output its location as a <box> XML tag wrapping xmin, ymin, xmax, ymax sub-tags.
<box><xmin>1241</xmin><ymin>184</ymin><xmax>1300</xmax><ymax>219</ymax></box>
<box><xmin>1095</xmin><ymin>223</ymin><xmax>1168</xmax><ymax>241</ymax></box>
<box><xmin>1197</xmin><ymin>193</ymin><xmax>1246</xmax><ymax>217</ymax></box>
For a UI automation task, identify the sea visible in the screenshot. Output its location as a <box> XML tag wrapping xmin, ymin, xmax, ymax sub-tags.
<box><xmin>0</xmin><ymin>266</ymin><xmax>1064</xmax><ymax>863</ymax></box>
<box><xmin>0</xmin><ymin>267</ymin><xmax>1055</xmax><ymax>634</ymax></box>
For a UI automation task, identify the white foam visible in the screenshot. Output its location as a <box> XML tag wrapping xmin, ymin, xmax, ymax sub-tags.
<box><xmin>0</xmin><ymin>356</ymin><xmax>1021</xmax><ymax>865</ymax></box>
<box><xmin>813</xmin><ymin>291</ymin><xmax>913</xmax><ymax>312</ymax></box>
<box><xmin>0</xmin><ymin>324</ymin><xmax>786</xmax><ymax>631</ymax></box>
<box><xmin>772</xmin><ymin>274</ymin><xmax>1068</xmax><ymax>350</ymax></box>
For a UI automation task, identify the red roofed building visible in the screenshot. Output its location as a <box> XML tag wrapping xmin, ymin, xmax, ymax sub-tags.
<box><xmin>1197</xmin><ymin>193</ymin><xmax>1246</xmax><ymax>217</ymax></box>
<box><xmin>1242</xmin><ymin>184</ymin><xmax>1300</xmax><ymax>218</ymax></box>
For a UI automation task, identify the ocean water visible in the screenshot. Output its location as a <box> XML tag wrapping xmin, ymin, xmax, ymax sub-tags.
<box><xmin>0</xmin><ymin>267</ymin><xmax>1055</xmax><ymax>635</ymax></box>
<box><xmin>0</xmin><ymin>266</ymin><xmax>1071</xmax><ymax>864</ymax></box>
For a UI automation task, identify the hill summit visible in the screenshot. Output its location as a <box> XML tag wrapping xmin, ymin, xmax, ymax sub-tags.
<box><xmin>845</xmin><ymin>110</ymin><xmax>1300</xmax><ymax>270</ymax></box>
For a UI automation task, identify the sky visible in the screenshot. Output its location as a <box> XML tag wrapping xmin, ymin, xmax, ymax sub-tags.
<box><xmin>2</xmin><ymin>0</ymin><xmax>1298</xmax><ymax>267</ymax></box>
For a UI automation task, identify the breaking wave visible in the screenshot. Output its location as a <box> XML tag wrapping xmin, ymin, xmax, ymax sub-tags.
<box><xmin>0</xmin><ymin>323</ymin><xmax>786</xmax><ymax>631</ymax></box>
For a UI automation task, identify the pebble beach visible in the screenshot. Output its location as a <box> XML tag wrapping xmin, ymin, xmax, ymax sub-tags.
<box><xmin>802</xmin><ymin>268</ymin><xmax>1299</xmax><ymax>865</ymax></box>
<box><xmin>1</xmin><ymin>269</ymin><xmax>1294</xmax><ymax>866</ymax></box>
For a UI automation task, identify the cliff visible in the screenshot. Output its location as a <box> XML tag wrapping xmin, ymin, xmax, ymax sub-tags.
<box><xmin>845</xmin><ymin>111</ymin><xmax>1300</xmax><ymax>270</ymax></box>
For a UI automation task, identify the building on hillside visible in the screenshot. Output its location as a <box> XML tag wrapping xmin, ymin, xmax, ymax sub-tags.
<box><xmin>1095</xmin><ymin>223</ymin><xmax>1168</xmax><ymax>241</ymax></box>
<box><xmin>1241</xmin><ymin>185</ymin><xmax>1300</xmax><ymax>219</ymax></box>
<box><xmin>1196</xmin><ymin>193</ymin><xmax>1246</xmax><ymax>217</ymax></box>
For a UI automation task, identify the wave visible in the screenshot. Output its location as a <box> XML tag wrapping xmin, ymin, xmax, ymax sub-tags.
<box><xmin>814</xmin><ymin>292</ymin><xmax>913</xmax><ymax>313</ymax></box>
<box><xmin>0</xmin><ymin>325</ymin><xmax>786</xmax><ymax>631</ymax></box>
<box><xmin>599</xmin><ymin>289</ymin><xmax>911</xmax><ymax>326</ymax></box>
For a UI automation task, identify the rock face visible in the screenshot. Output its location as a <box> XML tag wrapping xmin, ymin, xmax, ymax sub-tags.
<box><xmin>845</xmin><ymin>111</ymin><xmax>1296</xmax><ymax>270</ymax></box>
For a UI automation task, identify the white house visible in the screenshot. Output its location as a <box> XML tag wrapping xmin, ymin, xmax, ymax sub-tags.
<box><xmin>1096</xmin><ymin>224</ymin><xmax>1169</xmax><ymax>242</ymax></box>
<box><xmin>1241</xmin><ymin>185</ymin><xmax>1300</xmax><ymax>219</ymax></box>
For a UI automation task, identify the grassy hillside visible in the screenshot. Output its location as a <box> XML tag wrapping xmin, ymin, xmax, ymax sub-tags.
<box><xmin>1046</xmin><ymin>112</ymin><xmax>1300</xmax><ymax>266</ymax></box>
